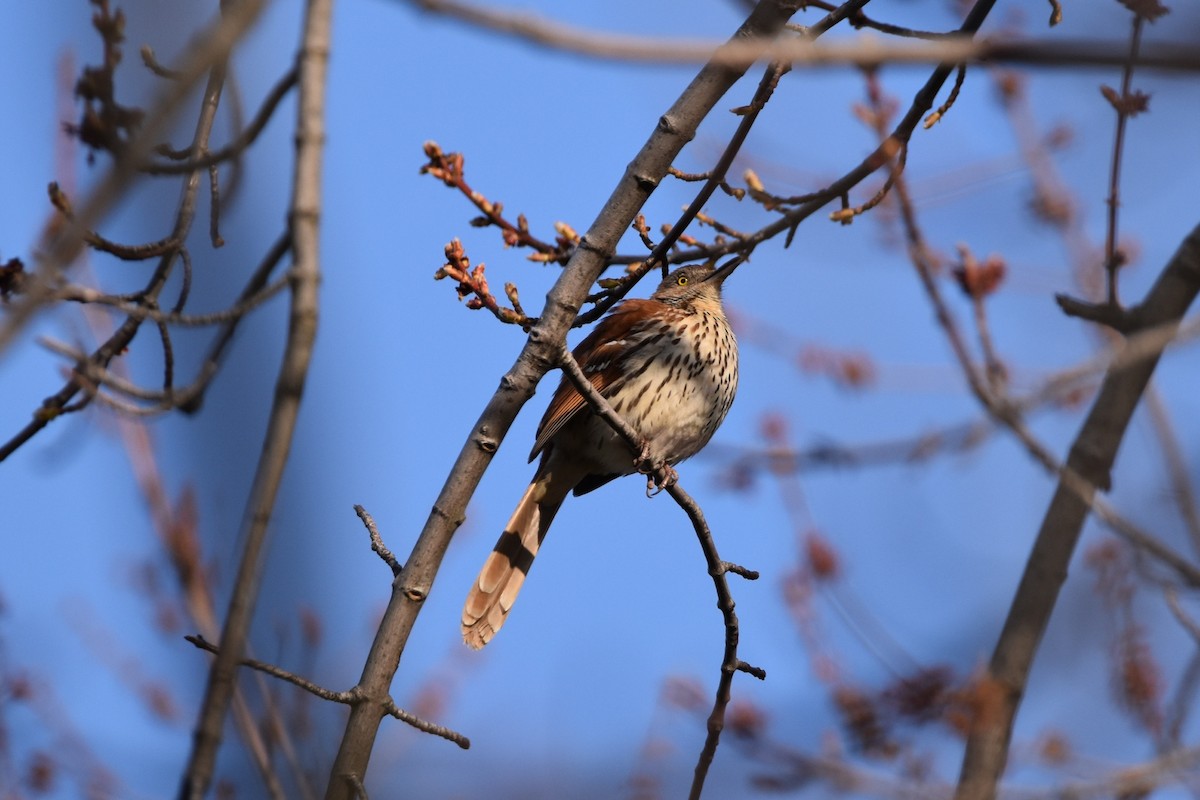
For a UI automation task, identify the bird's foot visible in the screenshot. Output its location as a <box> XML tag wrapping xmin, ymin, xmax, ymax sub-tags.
<box><xmin>636</xmin><ymin>442</ymin><xmax>677</xmax><ymax>497</ymax></box>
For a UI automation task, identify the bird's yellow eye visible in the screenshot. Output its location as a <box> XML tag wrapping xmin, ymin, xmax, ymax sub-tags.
<box><xmin>677</xmin><ymin>275</ymin><xmax>689</xmax><ymax>286</ymax></box>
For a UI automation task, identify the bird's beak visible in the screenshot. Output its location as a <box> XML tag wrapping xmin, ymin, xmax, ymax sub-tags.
<box><xmin>706</xmin><ymin>254</ymin><xmax>746</xmax><ymax>285</ymax></box>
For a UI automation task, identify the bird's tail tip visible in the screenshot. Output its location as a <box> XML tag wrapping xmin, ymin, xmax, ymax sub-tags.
<box><xmin>461</xmin><ymin>560</ymin><xmax>521</xmax><ymax>649</ymax></box>
<box><xmin>461</xmin><ymin>603</ymin><xmax>499</xmax><ymax>649</ymax></box>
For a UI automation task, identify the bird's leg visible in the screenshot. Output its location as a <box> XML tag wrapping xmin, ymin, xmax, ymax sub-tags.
<box><xmin>636</xmin><ymin>441</ymin><xmax>678</xmax><ymax>497</ymax></box>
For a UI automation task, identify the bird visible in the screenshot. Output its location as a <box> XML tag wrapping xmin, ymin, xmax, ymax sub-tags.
<box><xmin>461</xmin><ymin>259</ymin><xmax>741</xmax><ymax>649</ymax></box>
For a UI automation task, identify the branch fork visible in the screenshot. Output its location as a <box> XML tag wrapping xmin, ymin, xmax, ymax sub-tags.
<box><xmin>183</xmin><ymin>635</ymin><xmax>469</xmax><ymax>749</ymax></box>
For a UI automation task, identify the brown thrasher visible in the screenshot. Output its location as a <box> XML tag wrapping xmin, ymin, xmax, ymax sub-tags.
<box><xmin>461</xmin><ymin>260</ymin><xmax>740</xmax><ymax>649</ymax></box>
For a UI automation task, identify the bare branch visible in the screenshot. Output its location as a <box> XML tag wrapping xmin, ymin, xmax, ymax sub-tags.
<box><xmin>56</xmin><ymin>269</ymin><xmax>291</xmax><ymax>326</ymax></box>
<box><xmin>955</xmin><ymin>222</ymin><xmax>1200</xmax><ymax>800</ymax></box>
<box><xmin>186</xmin><ymin>635</ymin><xmax>350</xmax><ymax>703</ymax></box>
<box><xmin>320</xmin><ymin>4</ymin><xmax>806</xmax><ymax>796</ymax></box>
<box><xmin>552</xmin><ymin>340</ymin><xmax>765</xmax><ymax>799</ymax></box>
<box><xmin>0</xmin><ymin>0</ymin><xmax>268</xmax><ymax>354</ymax></box>
<box><xmin>144</xmin><ymin>65</ymin><xmax>299</xmax><ymax>174</ymax></box>
<box><xmin>354</xmin><ymin>505</ymin><xmax>402</xmax><ymax>576</ymax></box>
<box><xmin>1</xmin><ymin>233</ymin><xmax>291</xmax><ymax>428</ymax></box>
<box><xmin>403</xmin><ymin>0</ymin><xmax>1200</xmax><ymax>71</ymax></box>
<box><xmin>184</xmin><ymin>635</ymin><xmax>468</xmax><ymax>748</ymax></box>
<box><xmin>575</xmin><ymin>51</ymin><xmax>796</xmax><ymax>323</ymax></box>
<box><xmin>1102</xmin><ymin>13</ymin><xmax>1149</xmax><ymax>308</ymax></box>
<box><xmin>179</xmin><ymin>0</ymin><xmax>331</xmax><ymax>795</ymax></box>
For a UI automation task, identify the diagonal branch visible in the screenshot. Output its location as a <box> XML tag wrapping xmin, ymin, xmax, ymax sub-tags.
<box><xmin>144</xmin><ymin>64</ymin><xmax>299</xmax><ymax>174</ymax></box>
<box><xmin>576</xmin><ymin>54</ymin><xmax>797</xmax><ymax>323</ymax></box>
<box><xmin>955</xmin><ymin>222</ymin><xmax>1200</xmax><ymax>800</ymax></box>
<box><xmin>606</xmin><ymin>0</ymin><xmax>1002</xmax><ymax>270</ymax></box>
<box><xmin>319</xmin><ymin>3</ymin><xmax>807</xmax><ymax>797</ymax></box>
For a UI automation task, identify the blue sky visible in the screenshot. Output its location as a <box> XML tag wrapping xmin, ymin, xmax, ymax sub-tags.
<box><xmin>3</xmin><ymin>1</ymin><xmax>1200</xmax><ymax>797</ymax></box>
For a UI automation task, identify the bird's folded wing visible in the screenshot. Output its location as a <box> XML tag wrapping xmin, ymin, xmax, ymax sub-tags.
<box><xmin>529</xmin><ymin>299</ymin><xmax>663</xmax><ymax>461</ymax></box>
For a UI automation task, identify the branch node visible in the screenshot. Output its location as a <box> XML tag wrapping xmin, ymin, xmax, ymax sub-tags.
<box><xmin>1055</xmin><ymin>292</ymin><xmax>1134</xmax><ymax>333</ymax></box>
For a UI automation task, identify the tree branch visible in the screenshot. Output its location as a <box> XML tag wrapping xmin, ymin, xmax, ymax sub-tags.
<box><xmin>184</xmin><ymin>635</ymin><xmax>467</xmax><ymax>748</ymax></box>
<box><xmin>402</xmin><ymin>0</ymin><xmax>1200</xmax><ymax>71</ymax></box>
<box><xmin>552</xmin><ymin>340</ymin><xmax>766</xmax><ymax>800</ymax></box>
<box><xmin>178</xmin><ymin>0</ymin><xmax>330</xmax><ymax>796</ymax></box>
<box><xmin>0</xmin><ymin>0</ymin><xmax>267</xmax><ymax>355</ymax></box>
<box><xmin>955</xmin><ymin>222</ymin><xmax>1200</xmax><ymax>799</ymax></box>
<box><xmin>319</xmin><ymin>3</ymin><xmax>807</xmax><ymax>797</ymax></box>
<box><xmin>144</xmin><ymin>64</ymin><xmax>299</xmax><ymax>174</ymax></box>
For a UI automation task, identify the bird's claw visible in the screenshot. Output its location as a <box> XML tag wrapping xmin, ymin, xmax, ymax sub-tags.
<box><xmin>636</xmin><ymin>442</ymin><xmax>677</xmax><ymax>497</ymax></box>
<box><xmin>644</xmin><ymin>468</ymin><xmax>678</xmax><ymax>497</ymax></box>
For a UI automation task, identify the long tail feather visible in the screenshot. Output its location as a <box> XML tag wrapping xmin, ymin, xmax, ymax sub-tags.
<box><xmin>462</xmin><ymin>463</ymin><xmax>579</xmax><ymax>649</ymax></box>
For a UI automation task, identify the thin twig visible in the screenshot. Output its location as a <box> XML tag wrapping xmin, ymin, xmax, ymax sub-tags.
<box><xmin>184</xmin><ymin>635</ymin><xmax>469</xmax><ymax>748</ymax></box>
<box><xmin>832</xmin><ymin>70</ymin><xmax>908</xmax><ymax>225</ymax></box>
<box><xmin>873</xmin><ymin>56</ymin><xmax>1200</xmax><ymax>794</ymax></box>
<box><xmin>1001</xmin><ymin>68</ymin><xmax>1200</xmax><ymax>567</ymax></box>
<box><xmin>30</xmin><ymin>235</ymin><xmax>291</xmax><ymax>418</ymax></box>
<box><xmin>141</xmin><ymin>44</ymin><xmax>185</xmax><ymax>79</ymax></box>
<box><xmin>74</xmin><ymin>237</ymin><xmax>285</xmax><ymax>800</ymax></box>
<box><xmin>57</xmin><ymin>268</ymin><xmax>292</xmax><ymax>326</ymax></box>
<box><xmin>673</xmin><ymin>479</ymin><xmax>766</xmax><ymax>800</ymax></box>
<box><xmin>704</xmin><ymin>415</ymin><xmax>997</xmax><ymax>474</ymax></box>
<box><xmin>1001</xmin><ymin>413</ymin><xmax>1200</xmax><ymax>588</ymax></box>
<box><xmin>380</xmin><ymin>699</ymin><xmax>470</xmax><ymax>748</ymax></box>
<box><xmin>247</xmin><ymin>666</ymin><xmax>319</xmax><ymax>800</ymax></box>
<box><xmin>172</xmin><ymin>246</ymin><xmax>194</xmax><ymax>313</ymax></box>
<box><xmin>187</xmin><ymin>635</ymin><xmax>349</xmax><ymax>703</ymax></box>
<box><xmin>0</xmin><ymin>3</ymin><xmax>269</xmax><ymax>461</ymax></box>
<box><xmin>795</xmin><ymin>0</ymin><xmax>962</xmax><ymax>40</ymax></box>
<box><xmin>890</xmin><ymin>133</ymin><xmax>992</xmax><ymax>412</ymax></box>
<box><xmin>420</xmin><ymin>143</ymin><xmax>562</xmax><ymax>258</ymax></box>
<box><xmin>924</xmin><ymin>63</ymin><xmax>967</xmax><ymax>128</ymax></box>
<box><xmin>179</xmin><ymin>232</ymin><xmax>292</xmax><ymax>414</ymax></box>
<box><xmin>1102</xmin><ymin>14</ymin><xmax>1146</xmax><ymax>308</ymax></box>
<box><xmin>0</xmin><ymin>0</ymin><xmax>267</xmax><ymax>355</ymax></box>
<box><xmin>1030</xmin><ymin>314</ymin><xmax>1200</xmax><ymax>407</ymax></box>
<box><xmin>637</xmin><ymin>0</ymin><xmax>1003</xmax><ymax>265</ymax></box>
<box><xmin>1046</xmin><ymin>0</ymin><xmax>1063</xmax><ymax>26</ymax></box>
<box><xmin>145</xmin><ymin>66</ymin><xmax>299</xmax><ymax>174</ymax></box>
<box><xmin>576</xmin><ymin>0</ymin><xmax>869</xmax><ymax>324</ymax></box>
<box><xmin>208</xmin><ymin>163</ymin><xmax>224</xmax><ymax>247</ymax></box>
<box><xmin>354</xmin><ymin>504</ymin><xmax>402</xmax><ymax>576</ymax></box>
<box><xmin>1165</xmin><ymin>648</ymin><xmax>1200</xmax><ymax>748</ymax></box>
<box><xmin>646</xmin><ymin>57</ymin><xmax>792</xmax><ymax>278</ymax></box>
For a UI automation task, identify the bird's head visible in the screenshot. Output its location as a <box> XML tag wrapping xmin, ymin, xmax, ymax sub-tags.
<box><xmin>650</xmin><ymin>258</ymin><xmax>742</xmax><ymax>307</ymax></box>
